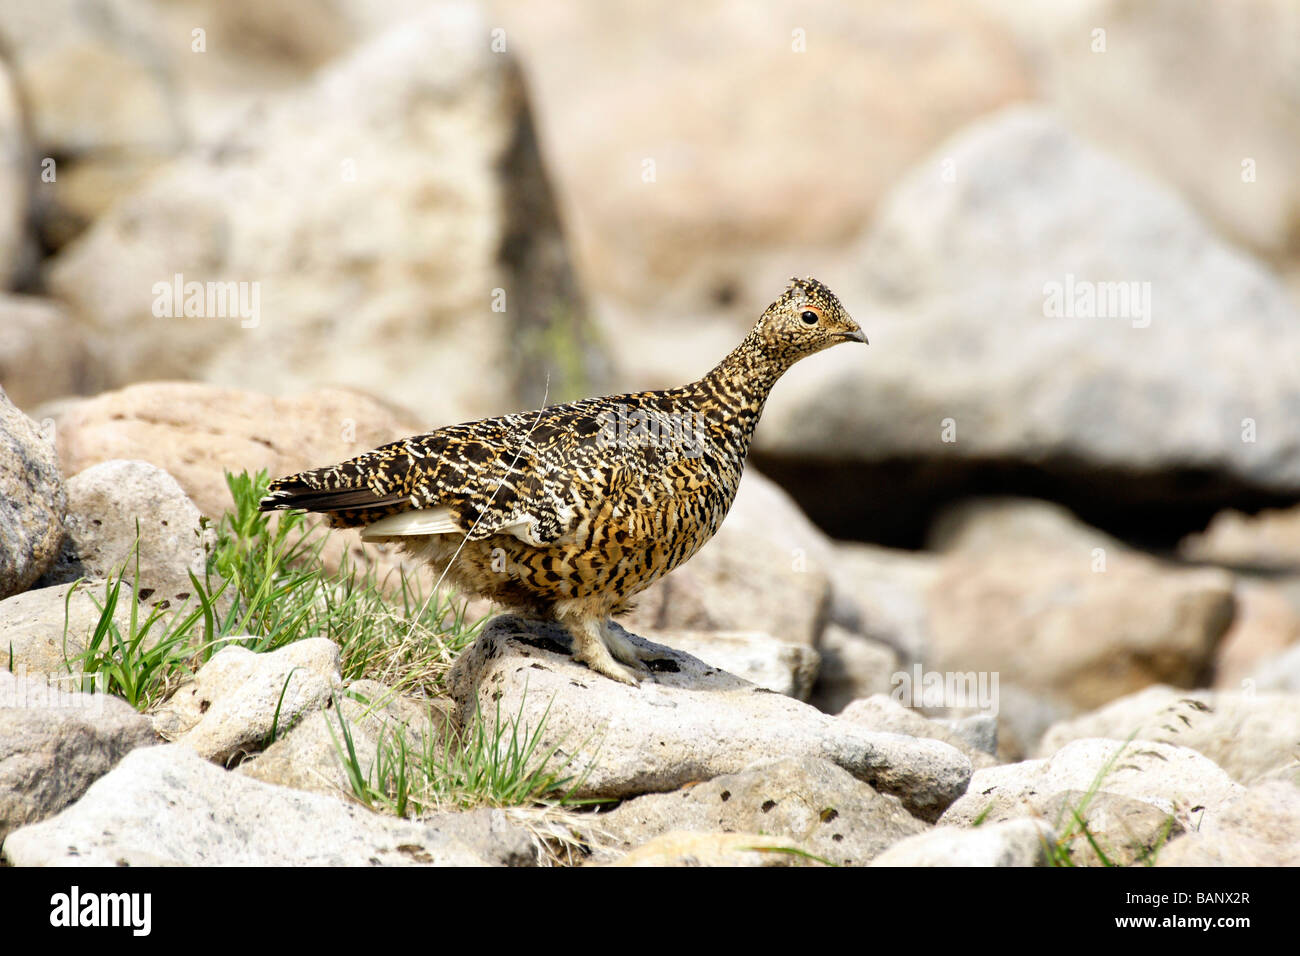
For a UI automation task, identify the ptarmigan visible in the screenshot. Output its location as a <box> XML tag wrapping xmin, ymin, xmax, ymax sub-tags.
<box><xmin>260</xmin><ymin>277</ymin><xmax>866</xmax><ymax>684</ymax></box>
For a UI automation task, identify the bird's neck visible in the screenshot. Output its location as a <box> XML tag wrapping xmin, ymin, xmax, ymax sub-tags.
<box><xmin>693</xmin><ymin>328</ymin><xmax>794</xmax><ymax>455</ymax></box>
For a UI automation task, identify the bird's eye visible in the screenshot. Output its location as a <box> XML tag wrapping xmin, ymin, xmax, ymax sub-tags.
<box><xmin>800</xmin><ymin>310</ymin><xmax>819</xmax><ymax>325</ymax></box>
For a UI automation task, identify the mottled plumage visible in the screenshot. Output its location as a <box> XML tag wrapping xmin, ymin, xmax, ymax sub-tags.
<box><xmin>260</xmin><ymin>277</ymin><xmax>866</xmax><ymax>683</ymax></box>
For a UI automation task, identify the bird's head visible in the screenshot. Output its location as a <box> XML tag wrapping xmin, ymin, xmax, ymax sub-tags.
<box><xmin>753</xmin><ymin>276</ymin><xmax>866</xmax><ymax>363</ymax></box>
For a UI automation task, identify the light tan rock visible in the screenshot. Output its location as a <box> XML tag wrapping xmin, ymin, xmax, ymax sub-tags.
<box><xmin>1156</xmin><ymin>780</ymin><xmax>1300</xmax><ymax>867</ymax></box>
<box><xmin>607</xmin><ymin>830</ymin><xmax>817</xmax><ymax>867</ymax></box>
<box><xmin>870</xmin><ymin>818</ymin><xmax>1053</xmax><ymax>867</ymax></box>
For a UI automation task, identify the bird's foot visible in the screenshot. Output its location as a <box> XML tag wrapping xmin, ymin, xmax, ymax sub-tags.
<box><xmin>561</xmin><ymin>616</ymin><xmax>653</xmax><ymax>685</ymax></box>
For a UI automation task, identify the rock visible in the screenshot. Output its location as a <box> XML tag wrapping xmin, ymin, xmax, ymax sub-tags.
<box><xmin>1211</xmin><ymin>580</ymin><xmax>1300</xmax><ymax>691</ymax></box>
<box><xmin>869</xmin><ymin>819</ymin><xmax>1053</xmax><ymax>867</ymax></box>
<box><xmin>586</xmin><ymin>756</ymin><xmax>926</xmax><ymax>866</ymax></box>
<box><xmin>976</xmin><ymin>0</ymin><xmax>1300</xmax><ymax>258</ymax></box>
<box><xmin>924</xmin><ymin>548</ymin><xmax>1234</xmax><ymax>710</ymax></box>
<box><xmin>0</xmin><ymin>392</ymin><xmax>66</xmax><ymax>599</ymax></box>
<box><xmin>1036</xmin><ymin>686</ymin><xmax>1300</xmax><ymax>785</ymax></box>
<box><xmin>639</xmin><ymin>630</ymin><xmax>819</xmax><ymax>700</ymax></box>
<box><xmin>0</xmin><ymin>670</ymin><xmax>157</xmax><ymax>841</ymax></box>
<box><xmin>44</xmin><ymin>3</ymin><xmax>602</xmax><ymax>423</ymax></box>
<box><xmin>237</xmin><ymin>680</ymin><xmax>453</xmax><ymax>799</ymax></box>
<box><xmin>0</xmin><ymin>296</ymin><xmax>104</xmax><ymax>410</ymax></box>
<box><xmin>0</xmin><ymin>579</ymin><xmax>137</xmax><ymax>680</ymax></box>
<box><xmin>839</xmin><ymin>695</ymin><xmax>998</xmax><ymax>771</ymax></box>
<box><xmin>808</xmin><ymin>624</ymin><xmax>900</xmax><ymax>715</ymax></box>
<box><xmin>491</xmin><ymin>0</ymin><xmax>1028</xmax><ymax>313</ymax></box>
<box><xmin>448</xmin><ymin>616</ymin><xmax>972</xmax><ymax>821</ymax></box>
<box><xmin>755</xmin><ymin>108</ymin><xmax>1300</xmax><ymax>542</ymax></box>
<box><xmin>1182</xmin><ymin>505</ymin><xmax>1300</xmax><ymax>571</ymax></box>
<box><xmin>622</xmin><ymin>470</ymin><xmax>833</xmax><ymax>647</ymax></box>
<box><xmin>152</xmin><ymin>639</ymin><xmax>343</xmax><ymax>764</ymax></box>
<box><xmin>606</xmin><ymin>830</ymin><xmax>818</xmax><ymax>867</ymax></box>
<box><xmin>0</xmin><ymin>744</ymin><xmax>535</xmax><ymax>866</ymax></box>
<box><xmin>37</xmin><ymin>460</ymin><xmax>213</xmax><ymax>608</ymax></box>
<box><xmin>941</xmin><ymin>739</ymin><xmax>1244</xmax><ymax>846</ymax></box>
<box><xmin>1156</xmin><ymin>780</ymin><xmax>1300</xmax><ymax>867</ymax></box>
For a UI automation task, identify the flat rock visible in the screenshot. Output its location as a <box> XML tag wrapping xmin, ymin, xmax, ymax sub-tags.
<box><xmin>941</xmin><ymin>739</ymin><xmax>1244</xmax><ymax>842</ymax></box>
<box><xmin>1</xmin><ymin>744</ymin><xmax>535</xmax><ymax>866</ymax></box>
<box><xmin>153</xmin><ymin>639</ymin><xmax>343</xmax><ymax>764</ymax></box>
<box><xmin>0</xmin><ymin>390</ymin><xmax>65</xmax><ymax>599</ymax></box>
<box><xmin>869</xmin><ymin>818</ymin><xmax>1053</xmax><ymax>867</ymax></box>
<box><xmin>0</xmin><ymin>670</ymin><xmax>157</xmax><ymax>841</ymax></box>
<box><xmin>586</xmin><ymin>755</ymin><xmax>926</xmax><ymax>866</ymax></box>
<box><xmin>1036</xmin><ymin>685</ymin><xmax>1300</xmax><ymax>785</ymax></box>
<box><xmin>38</xmin><ymin>459</ymin><xmax>212</xmax><ymax>607</ymax></box>
<box><xmin>449</xmin><ymin>616</ymin><xmax>972</xmax><ymax>821</ymax></box>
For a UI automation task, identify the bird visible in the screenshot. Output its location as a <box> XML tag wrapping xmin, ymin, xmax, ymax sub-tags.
<box><xmin>259</xmin><ymin>277</ymin><xmax>866</xmax><ymax>684</ymax></box>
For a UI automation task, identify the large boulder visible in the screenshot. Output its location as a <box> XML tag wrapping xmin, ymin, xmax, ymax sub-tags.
<box><xmin>43</xmin><ymin>3</ymin><xmax>603</xmax><ymax>423</ymax></box>
<box><xmin>754</xmin><ymin>108</ymin><xmax>1300</xmax><ymax>543</ymax></box>
<box><xmin>0</xmin><ymin>391</ymin><xmax>65</xmax><ymax>599</ymax></box>
<box><xmin>448</xmin><ymin>616</ymin><xmax>972</xmax><ymax>821</ymax></box>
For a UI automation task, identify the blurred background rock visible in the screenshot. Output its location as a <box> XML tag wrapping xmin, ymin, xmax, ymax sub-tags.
<box><xmin>2</xmin><ymin>0</ymin><xmax>1300</xmax><ymax>740</ymax></box>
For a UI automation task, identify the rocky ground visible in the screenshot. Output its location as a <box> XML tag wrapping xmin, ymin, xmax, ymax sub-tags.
<box><xmin>2</xmin><ymin>1</ymin><xmax>1299</xmax><ymax>866</ymax></box>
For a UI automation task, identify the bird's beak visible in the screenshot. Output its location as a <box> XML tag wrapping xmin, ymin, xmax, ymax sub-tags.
<box><xmin>842</xmin><ymin>326</ymin><xmax>868</xmax><ymax>344</ymax></box>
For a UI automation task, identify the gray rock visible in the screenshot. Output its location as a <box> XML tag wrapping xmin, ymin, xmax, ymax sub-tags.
<box><xmin>1037</xmin><ymin>685</ymin><xmax>1300</xmax><ymax>785</ymax></box>
<box><xmin>941</xmin><ymin>739</ymin><xmax>1243</xmax><ymax>842</ymax></box>
<box><xmin>38</xmin><ymin>460</ymin><xmax>213</xmax><ymax>608</ymax></box>
<box><xmin>587</xmin><ymin>755</ymin><xmax>927</xmax><ymax>866</ymax></box>
<box><xmin>0</xmin><ymin>390</ymin><xmax>65</xmax><ymax>599</ymax></box>
<box><xmin>929</xmin><ymin>497</ymin><xmax>1126</xmax><ymax>556</ymax></box>
<box><xmin>1</xmin><ymin>744</ymin><xmax>535</xmax><ymax>866</ymax></box>
<box><xmin>0</xmin><ymin>670</ymin><xmax>157</xmax><ymax>841</ymax></box>
<box><xmin>237</xmin><ymin>680</ymin><xmax>453</xmax><ymax>798</ymax></box>
<box><xmin>1156</xmin><ymin>780</ymin><xmax>1300</xmax><ymax>867</ymax></box>
<box><xmin>756</xmin><ymin>107</ymin><xmax>1300</xmax><ymax>520</ymax></box>
<box><xmin>838</xmin><ymin>695</ymin><xmax>999</xmax><ymax>770</ymax></box>
<box><xmin>870</xmin><ymin>818</ymin><xmax>1053</xmax><ymax>867</ymax></box>
<box><xmin>152</xmin><ymin>639</ymin><xmax>343</xmax><ymax>764</ymax></box>
<box><xmin>809</xmin><ymin>623</ymin><xmax>900</xmax><ymax>715</ymax></box>
<box><xmin>644</xmin><ymin>630</ymin><xmax>820</xmax><ymax>700</ymax></box>
<box><xmin>448</xmin><ymin>616</ymin><xmax>972</xmax><ymax>821</ymax></box>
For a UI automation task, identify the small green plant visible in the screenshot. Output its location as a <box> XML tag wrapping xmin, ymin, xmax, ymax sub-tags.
<box><xmin>60</xmin><ymin>470</ymin><xmax>487</xmax><ymax>711</ymax></box>
<box><xmin>329</xmin><ymin>688</ymin><xmax>598</xmax><ymax>817</ymax></box>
